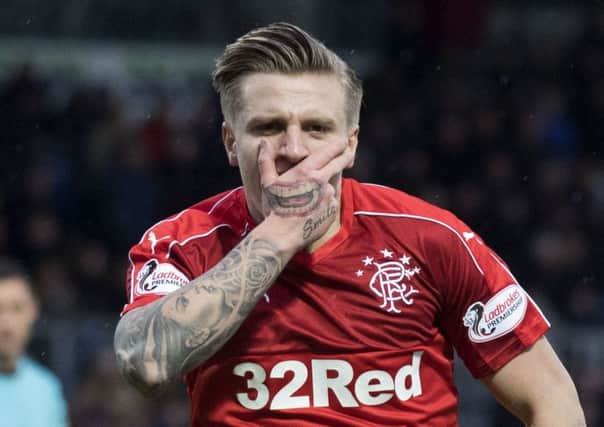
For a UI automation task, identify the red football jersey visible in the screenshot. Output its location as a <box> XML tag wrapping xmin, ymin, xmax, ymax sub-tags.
<box><xmin>122</xmin><ymin>178</ymin><xmax>550</xmax><ymax>426</ymax></box>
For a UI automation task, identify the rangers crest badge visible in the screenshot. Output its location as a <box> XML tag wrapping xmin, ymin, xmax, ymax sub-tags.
<box><xmin>356</xmin><ymin>248</ymin><xmax>421</xmax><ymax>313</ymax></box>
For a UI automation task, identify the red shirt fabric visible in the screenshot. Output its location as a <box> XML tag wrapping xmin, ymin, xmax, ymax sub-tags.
<box><xmin>122</xmin><ymin>178</ymin><xmax>550</xmax><ymax>426</ymax></box>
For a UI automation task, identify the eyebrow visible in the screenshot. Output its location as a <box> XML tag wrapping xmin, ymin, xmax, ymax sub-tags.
<box><xmin>245</xmin><ymin>115</ymin><xmax>337</xmax><ymax>131</ymax></box>
<box><xmin>246</xmin><ymin>116</ymin><xmax>287</xmax><ymax>131</ymax></box>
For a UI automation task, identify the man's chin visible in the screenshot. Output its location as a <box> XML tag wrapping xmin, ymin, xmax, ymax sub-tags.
<box><xmin>0</xmin><ymin>351</ymin><xmax>18</xmax><ymax>368</ymax></box>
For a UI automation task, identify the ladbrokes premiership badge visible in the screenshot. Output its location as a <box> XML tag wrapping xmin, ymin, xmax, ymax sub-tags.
<box><xmin>463</xmin><ymin>284</ymin><xmax>527</xmax><ymax>343</ymax></box>
<box><xmin>355</xmin><ymin>248</ymin><xmax>421</xmax><ymax>313</ymax></box>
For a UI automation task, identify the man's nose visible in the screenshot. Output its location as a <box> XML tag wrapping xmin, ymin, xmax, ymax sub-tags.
<box><xmin>277</xmin><ymin>126</ymin><xmax>309</xmax><ymax>164</ymax></box>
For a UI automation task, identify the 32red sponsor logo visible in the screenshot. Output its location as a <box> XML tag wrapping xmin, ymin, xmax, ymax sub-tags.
<box><xmin>233</xmin><ymin>351</ymin><xmax>424</xmax><ymax>410</ymax></box>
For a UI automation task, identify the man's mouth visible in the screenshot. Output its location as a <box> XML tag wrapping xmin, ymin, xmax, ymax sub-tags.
<box><xmin>265</xmin><ymin>181</ymin><xmax>322</xmax><ymax>216</ymax></box>
<box><xmin>273</xmin><ymin>190</ymin><xmax>314</xmax><ymax>208</ymax></box>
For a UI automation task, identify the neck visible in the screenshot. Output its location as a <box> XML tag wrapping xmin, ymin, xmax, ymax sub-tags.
<box><xmin>0</xmin><ymin>355</ymin><xmax>17</xmax><ymax>374</ymax></box>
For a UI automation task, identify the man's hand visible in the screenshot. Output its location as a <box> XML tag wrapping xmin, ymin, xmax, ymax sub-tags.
<box><xmin>257</xmin><ymin>138</ymin><xmax>353</xmax><ymax>249</ymax></box>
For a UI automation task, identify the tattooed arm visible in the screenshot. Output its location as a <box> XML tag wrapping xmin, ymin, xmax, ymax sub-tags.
<box><xmin>114</xmin><ymin>225</ymin><xmax>295</xmax><ymax>397</ymax></box>
<box><xmin>114</xmin><ymin>139</ymin><xmax>352</xmax><ymax>397</ymax></box>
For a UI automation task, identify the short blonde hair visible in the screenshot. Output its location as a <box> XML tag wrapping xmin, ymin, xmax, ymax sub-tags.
<box><xmin>212</xmin><ymin>22</ymin><xmax>363</xmax><ymax>129</ymax></box>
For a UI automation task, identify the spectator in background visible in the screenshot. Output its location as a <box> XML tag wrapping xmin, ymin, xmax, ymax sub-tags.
<box><xmin>0</xmin><ymin>258</ymin><xmax>68</xmax><ymax>427</ymax></box>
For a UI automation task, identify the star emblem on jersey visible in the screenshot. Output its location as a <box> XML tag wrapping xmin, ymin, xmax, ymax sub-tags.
<box><xmin>380</xmin><ymin>248</ymin><xmax>393</xmax><ymax>258</ymax></box>
<box><xmin>356</xmin><ymin>249</ymin><xmax>421</xmax><ymax>313</ymax></box>
<box><xmin>362</xmin><ymin>256</ymin><xmax>373</xmax><ymax>266</ymax></box>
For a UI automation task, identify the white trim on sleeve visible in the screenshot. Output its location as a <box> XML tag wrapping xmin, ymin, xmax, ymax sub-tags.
<box><xmin>489</xmin><ymin>253</ymin><xmax>551</xmax><ymax>327</ymax></box>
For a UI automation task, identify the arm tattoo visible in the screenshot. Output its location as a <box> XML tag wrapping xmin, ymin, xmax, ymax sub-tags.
<box><xmin>114</xmin><ymin>237</ymin><xmax>283</xmax><ymax>394</ymax></box>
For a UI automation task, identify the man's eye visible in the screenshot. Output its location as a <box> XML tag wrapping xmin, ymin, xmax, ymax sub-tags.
<box><xmin>256</xmin><ymin>123</ymin><xmax>281</xmax><ymax>134</ymax></box>
<box><xmin>10</xmin><ymin>303</ymin><xmax>24</xmax><ymax>313</ymax></box>
<box><xmin>307</xmin><ymin>124</ymin><xmax>328</xmax><ymax>133</ymax></box>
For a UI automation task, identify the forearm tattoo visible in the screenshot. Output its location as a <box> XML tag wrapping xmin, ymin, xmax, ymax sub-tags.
<box><xmin>114</xmin><ymin>237</ymin><xmax>283</xmax><ymax>394</ymax></box>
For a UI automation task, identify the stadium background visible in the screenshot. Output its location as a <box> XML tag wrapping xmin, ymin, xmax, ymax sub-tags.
<box><xmin>0</xmin><ymin>1</ymin><xmax>603</xmax><ymax>425</ymax></box>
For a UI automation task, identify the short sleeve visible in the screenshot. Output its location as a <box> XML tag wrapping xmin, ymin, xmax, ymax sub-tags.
<box><xmin>433</xmin><ymin>217</ymin><xmax>550</xmax><ymax>378</ymax></box>
<box><xmin>121</xmin><ymin>228</ymin><xmax>195</xmax><ymax>316</ymax></box>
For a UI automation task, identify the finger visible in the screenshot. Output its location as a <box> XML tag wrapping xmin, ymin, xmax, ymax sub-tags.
<box><xmin>315</xmin><ymin>146</ymin><xmax>355</xmax><ymax>180</ymax></box>
<box><xmin>298</xmin><ymin>138</ymin><xmax>348</xmax><ymax>171</ymax></box>
<box><xmin>257</xmin><ymin>140</ymin><xmax>279</xmax><ymax>186</ymax></box>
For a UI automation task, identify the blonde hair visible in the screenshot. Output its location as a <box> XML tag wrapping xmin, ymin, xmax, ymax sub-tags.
<box><xmin>212</xmin><ymin>22</ymin><xmax>363</xmax><ymax>129</ymax></box>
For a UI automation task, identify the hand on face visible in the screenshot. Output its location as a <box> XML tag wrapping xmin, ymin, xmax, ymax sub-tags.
<box><xmin>257</xmin><ymin>138</ymin><xmax>353</xmax><ymax>247</ymax></box>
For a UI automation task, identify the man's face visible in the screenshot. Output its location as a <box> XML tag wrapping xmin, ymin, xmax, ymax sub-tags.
<box><xmin>222</xmin><ymin>72</ymin><xmax>358</xmax><ymax>221</ymax></box>
<box><xmin>0</xmin><ymin>277</ymin><xmax>38</xmax><ymax>364</ymax></box>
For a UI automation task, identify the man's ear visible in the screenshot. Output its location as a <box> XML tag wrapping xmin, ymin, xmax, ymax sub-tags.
<box><xmin>345</xmin><ymin>126</ymin><xmax>360</xmax><ymax>169</ymax></box>
<box><xmin>222</xmin><ymin>122</ymin><xmax>239</xmax><ymax>167</ymax></box>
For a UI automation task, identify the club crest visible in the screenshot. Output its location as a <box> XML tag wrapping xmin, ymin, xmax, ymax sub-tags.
<box><xmin>355</xmin><ymin>249</ymin><xmax>421</xmax><ymax>313</ymax></box>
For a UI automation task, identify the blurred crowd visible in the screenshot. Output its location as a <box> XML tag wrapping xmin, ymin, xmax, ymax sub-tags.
<box><xmin>0</xmin><ymin>2</ymin><xmax>603</xmax><ymax>426</ymax></box>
